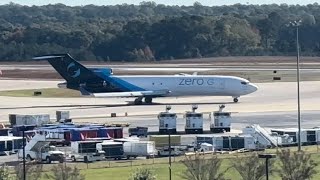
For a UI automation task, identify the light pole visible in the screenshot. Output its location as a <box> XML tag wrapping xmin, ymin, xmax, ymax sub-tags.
<box><xmin>289</xmin><ymin>20</ymin><xmax>302</xmax><ymax>151</ymax></box>
<box><xmin>22</xmin><ymin>126</ymin><xmax>26</xmax><ymax>180</ymax></box>
<box><xmin>258</xmin><ymin>154</ymin><xmax>276</xmax><ymax>180</ymax></box>
<box><xmin>168</xmin><ymin>129</ymin><xmax>172</xmax><ymax>180</ymax></box>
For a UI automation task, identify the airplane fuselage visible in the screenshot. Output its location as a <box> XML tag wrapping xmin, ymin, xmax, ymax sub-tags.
<box><xmin>113</xmin><ymin>75</ymin><xmax>258</xmax><ymax>97</ymax></box>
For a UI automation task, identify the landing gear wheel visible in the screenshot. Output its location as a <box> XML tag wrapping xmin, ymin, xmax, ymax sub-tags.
<box><xmin>233</xmin><ymin>98</ymin><xmax>239</xmax><ymax>103</ymax></box>
<box><xmin>134</xmin><ymin>99</ymin><xmax>142</xmax><ymax>105</ymax></box>
<box><xmin>145</xmin><ymin>97</ymin><xmax>153</xmax><ymax>104</ymax></box>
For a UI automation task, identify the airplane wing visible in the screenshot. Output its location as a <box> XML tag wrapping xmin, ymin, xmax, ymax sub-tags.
<box><xmin>79</xmin><ymin>87</ymin><xmax>170</xmax><ymax>98</ymax></box>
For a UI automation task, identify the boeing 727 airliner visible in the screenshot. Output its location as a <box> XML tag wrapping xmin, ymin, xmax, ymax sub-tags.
<box><xmin>34</xmin><ymin>54</ymin><xmax>258</xmax><ymax>105</ymax></box>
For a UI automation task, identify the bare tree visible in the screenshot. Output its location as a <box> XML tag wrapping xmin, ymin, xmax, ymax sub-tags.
<box><xmin>232</xmin><ymin>153</ymin><xmax>273</xmax><ymax>180</ymax></box>
<box><xmin>13</xmin><ymin>162</ymin><xmax>43</xmax><ymax>180</ymax></box>
<box><xmin>181</xmin><ymin>153</ymin><xmax>228</xmax><ymax>180</ymax></box>
<box><xmin>0</xmin><ymin>164</ymin><xmax>11</xmax><ymax>180</ymax></box>
<box><xmin>277</xmin><ymin>149</ymin><xmax>318</xmax><ymax>180</ymax></box>
<box><xmin>44</xmin><ymin>164</ymin><xmax>85</xmax><ymax>180</ymax></box>
<box><xmin>129</xmin><ymin>168</ymin><xmax>157</xmax><ymax>180</ymax></box>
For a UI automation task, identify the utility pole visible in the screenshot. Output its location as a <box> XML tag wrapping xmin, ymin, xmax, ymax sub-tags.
<box><xmin>289</xmin><ymin>20</ymin><xmax>302</xmax><ymax>151</ymax></box>
<box><xmin>168</xmin><ymin>131</ymin><xmax>172</xmax><ymax>180</ymax></box>
<box><xmin>22</xmin><ymin>126</ymin><xmax>26</xmax><ymax>180</ymax></box>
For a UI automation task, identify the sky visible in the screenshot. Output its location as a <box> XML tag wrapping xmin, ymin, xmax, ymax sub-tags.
<box><xmin>0</xmin><ymin>0</ymin><xmax>319</xmax><ymax>6</ymax></box>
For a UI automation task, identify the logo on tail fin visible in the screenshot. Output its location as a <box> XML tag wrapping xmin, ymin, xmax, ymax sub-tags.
<box><xmin>67</xmin><ymin>62</ymin><xmax>80</xmax><ymax>78</ymax></box>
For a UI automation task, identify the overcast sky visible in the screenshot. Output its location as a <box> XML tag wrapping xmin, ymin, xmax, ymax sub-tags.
<box><xmin>0</xmin><ymin>0</ymin><xmax>319</xmax><ymax>6</ymax></box>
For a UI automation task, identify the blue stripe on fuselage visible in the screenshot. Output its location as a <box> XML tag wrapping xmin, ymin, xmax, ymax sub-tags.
<box><xmin>93</xmin><ymin>70</ymin><xmax>145</xmax><ymax>91</ymax></box>
<box><xmin>106</xmin><ymin>76</ymin><xmax>145</xmax><ymax>91</ymax></box>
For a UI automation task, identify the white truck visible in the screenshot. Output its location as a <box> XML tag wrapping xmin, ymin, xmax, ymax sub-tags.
<box><xmin>157</xmin><ymin>146</ymin><xmax>184</xmax><ymax>157</ymax></box>
<box><xmin>123</xmin><ymin>141</ymin><xmax>156</xmax><ymax>159</ymax></box>
<box><xmin>18</xmin><ymin>134</ymin><xmax>64</xmax><ymax>164</ymax></box>
<box><xmin>69</xmin><ymin>141</ymin><xmax>105</xmax><ymax>163</ymax></box>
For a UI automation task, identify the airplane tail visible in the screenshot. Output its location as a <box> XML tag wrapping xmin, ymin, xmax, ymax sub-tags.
<box><xmin>33</xmin><ymin>54</ymin><xmax>100</xmax><ymax>84</ymax></box>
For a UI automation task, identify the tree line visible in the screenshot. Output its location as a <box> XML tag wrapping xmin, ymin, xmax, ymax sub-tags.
<box><xmin>1</xmin><ymin>2</ymin><xmax>320</xmax><ymax>61</ymax></box>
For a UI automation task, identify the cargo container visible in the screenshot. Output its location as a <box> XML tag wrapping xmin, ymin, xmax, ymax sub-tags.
<box><xmin>209</xmin><ymin>105</ymin><xmax>231</xmax><ymax>133</ymax></box>
<box><xmin>96</xmin><ymin>141</ymin><xmax>124</xmax><ymax>159</ymax></box>
<box><xmin>123</xmin><ymin>141</ymin><xmax>156</xmax><ymax>159</ymax></box>
<box><xmin>184</xmin><ymin>105</ymin><xmax>203</xmax><ymax>134</ymax></box>
<box><xmin>70</xmin><ymin>141</ymin><xmax>104</xmax><ymax>162</ymax></box>
<box><xmin>9</xmin><ymin>114</ymin><xmax>50</xmax><ymax>126</ymax></box>
<box><xmin>149</xmin><ymin>135</ymin><xmax>181</xmax><ymax>148</ymax></box>
<box><xmin>56</xmin><ymin>111</ymin><xmax>70</xmax><ymax>122</ymax></box>
<box><xmin>158</xmin><ymin>106</ymin><xmax>177</xmax><ymax>134</ymax></box>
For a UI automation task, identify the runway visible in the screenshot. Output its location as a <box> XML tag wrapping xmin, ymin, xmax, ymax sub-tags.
<box><xmin>0</xmin><ymin>79</ymin><xmax>320</xmax><ymax>130</ymax></box>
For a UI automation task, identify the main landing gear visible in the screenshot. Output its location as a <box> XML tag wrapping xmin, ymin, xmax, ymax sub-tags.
<box><xmin>133</xmin><ymin>97</ymin><xmax>153</xmax><ymax>105</ymax></box>
<box><xmin>145</xmin><ymin>97</ymin><xmax>153</xmax><ymax>104</ymax></box>
<box><xmin>233</xmin><ymin>97</ymin><xmax>239</xmax><ymax>103</ymax></box>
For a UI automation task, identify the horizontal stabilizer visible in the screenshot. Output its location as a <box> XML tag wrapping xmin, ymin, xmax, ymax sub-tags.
<box><xmin>32</xmin><ymin>54</ymin><xmax>67</xmax><ymax>60</ymax></box>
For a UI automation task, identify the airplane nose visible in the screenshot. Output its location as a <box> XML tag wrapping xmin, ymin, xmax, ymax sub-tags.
<box><xmin>249</xmin><ymin>83</ymin><xmax>258</xmax><ymax>92</ymax></box>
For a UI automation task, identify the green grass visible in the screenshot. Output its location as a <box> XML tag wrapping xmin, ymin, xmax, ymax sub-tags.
<box><xmin>36</xmin><ymin>146</ymin><xmax>320</xmax><ymax>180</ymax></box>
<box><xmin>0</xmin><ymin>88</ymin><xmax>80</xmax><ymax>97</ymax></box>
<box><xmin>28</xmin><ymin>145</ymin><xmax>319</xmax><ymax>180</ymax></box>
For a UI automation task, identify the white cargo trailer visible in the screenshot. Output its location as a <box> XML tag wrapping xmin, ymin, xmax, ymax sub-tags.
<box><xmin>184</xmin><ymin>105</ymin><xmax>203</xmax><ymax>134</ymax></box>
<box><xmin>123</xmin><ymin>141</ymin><xmax>156</xmax><ymax>159</ymax></box>
<box><xmin>56</xmin><ymin>111</ymin><xmax>70</xmax><ymax>122</ymax></box>
<box><xmin>158</xmin><ymin>106</ymin><xmax>177</xmax><ymax>134</ymax></box>
<box><xmin>9</xmin><ymin>114</ymin><xmax>50</xmax><ymax>126</ymax></box>
<box><xmin>209</xmin><ymin>105</ymin><xmax>231</xmax><ymax>133</ymax></box>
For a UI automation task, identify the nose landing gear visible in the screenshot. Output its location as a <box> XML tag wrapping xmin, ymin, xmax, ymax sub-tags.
<box><xmin>233</xmin><ymin>97</ymin><xmax>239</xmax><ymax>103</ymax></box>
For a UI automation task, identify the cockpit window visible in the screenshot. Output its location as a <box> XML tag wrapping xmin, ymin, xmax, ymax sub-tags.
<box><xmin>241</xmin><ymin>81</ymin><xmax>248</xmax><ymax>85</ymax></box>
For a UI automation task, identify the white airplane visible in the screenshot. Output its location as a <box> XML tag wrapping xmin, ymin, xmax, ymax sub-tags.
<box><xmin>34</xmin><ymin>54</ymin><xmax>258</xmax><ymax>105</ymax></box>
